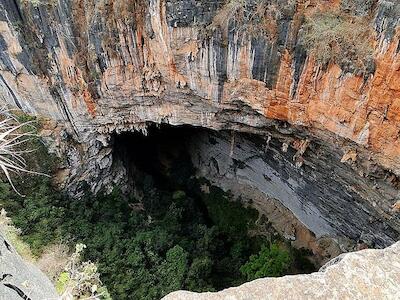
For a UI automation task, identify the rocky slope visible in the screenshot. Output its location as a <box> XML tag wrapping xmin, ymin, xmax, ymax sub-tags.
<box><xmin>164</xmin><ymin>241</ymin><xmax>400</xmax><ymax>300</ymax></box>
<box><xmin>0</xmin><ymin>234</ymin><xmax>58</xmax><ymax>300</ymax></box>
<box><xmin>0</xmin><ymin>0</ymin><xmax>399</xmax><ymax>251</ymax></box>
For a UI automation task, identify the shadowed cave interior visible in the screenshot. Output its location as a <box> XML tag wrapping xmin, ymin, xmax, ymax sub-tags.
<box><xmin>4</xmin><ymin>120</ymin><xmax>396</xmax><ymax>299</ymax></box>
<box><xmin>111</xmin><ymin>124</ymin><xmax>317</xmax><ymax>291</ymax></box>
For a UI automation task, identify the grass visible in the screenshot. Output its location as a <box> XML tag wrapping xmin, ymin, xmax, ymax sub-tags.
<box><xmin>0</xmin><ymin>207</ymin><xmax>35</xmax><ymax>262</ymax></box>
<box><xmin>22</xmin><ymin>0</ymin><xmax>58</xmax><ymax>7</ymax></box>
<box><xmin>300</xmin><ymin>10</ymin><xmax>374</xmax><ymax>74</ymax></box>
<box><xmin>208</xmin><ymin>0</ymin><xmax>286</xmax><ymax>39</ymax></box>
<box><xmin>209</xmin><ymin>1</ymin><xmax>376</xmax><ymax>75</ymax></box>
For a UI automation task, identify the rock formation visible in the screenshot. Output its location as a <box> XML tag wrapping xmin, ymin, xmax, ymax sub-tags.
<box><xmin>0</xmin><ymin>0</ymin><xmax>399</xmax><ymax>255</ymax></box>
<box><xmin>163</xmin><ymin>241</ymin><xmax>400</xmax><ymax>300</ymax></box>
<box><xmin>0</xmin><ymin>234</ymin><xmax>58</xmax><ymax>300</ymax></box>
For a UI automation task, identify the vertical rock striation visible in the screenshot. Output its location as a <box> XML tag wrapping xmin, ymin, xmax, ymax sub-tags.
<box><xmin>0</xmin><ymin>0</ymin><xmax>399</xmax><ymax>248</ymax></box>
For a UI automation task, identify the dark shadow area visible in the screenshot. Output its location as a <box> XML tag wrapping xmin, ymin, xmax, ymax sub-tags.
<box><xmin>113</xmin><ymin>124</ymin><xmax>204</xmax><ymax>190</ymax></box>
<box><xmin>111</xmin><ymin>123</ymin><xmax>317</xmax><ymax>290</ymax></box>
<box><xmin>0</xmin><ymin>122</ymin><xmax>316</xmax><ymax>300</ymax></box>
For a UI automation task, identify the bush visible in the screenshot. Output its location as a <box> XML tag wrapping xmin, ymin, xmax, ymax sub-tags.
<box><xmin>36</xmin><ymin>244</ymin><xmax>69</xmax><ymax>281</ymax></box>
<box><xmin>240</xmin><ymin>243</ymin><xmax>293</xmax><ymax>280</ymax></box>
<box><xmin>0</xmin><ymin>180</ymin><xmax>260</xmax><ymax>298</ymax></box>
<box><xmin>340</xmin><ymin>0</ymin><xmax>374</xmax><ymax>16</ymax></box>
<box><xmin>57</xmin><ymin>243</ymin><xmax>111</xmax><ymax>299</ymax></box>
<box><xmin>22</xmin><ymin>0</ymin><xmax>58</xmax><ymax>7</ymax></box>
<box><xmin>209</xmin><ymin>0</ymin><xmax>294</xmax><ymax>39</ymax></box>
<box><xmin>301</xmin><ymin>11</ymin><xmax>374</xmax><ymax>74</ymax></box>
<box><xmin>0</xmin><ymin>208</ymin><xmax>35</xmax><ymax>261</ymax></box>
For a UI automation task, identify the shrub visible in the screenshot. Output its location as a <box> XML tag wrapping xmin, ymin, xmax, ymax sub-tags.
<box><xmin>56</xmin><ymin>272</ymin><xmax>70</xmax><ymax>295</ymax></box>
<box><xmin>22</xmin><ymin>0</ymin><xmax>58</xmax><ymax>7</ymax></box>
<box><xmin>208</xmin><ymin>0</ymin><xmax>293</xmax><ymax>39</ymax></box>
<box><xmin>0</xmin><ymin>208</ymin><xmax>34</xmax><ymax>261</ymax></box>
<box><xmin>0</xmin><ymin>114</ymin><xmax>315</xmax><ymax>298</ymax></box>
<box><xmin>58</xmin><ymin>243</ymin><xmax>111</xmax><ymax>299</ymax></box>
<box><xmin>36</xmin><ymin>244</ymin><xmax>69</xmax><ymax>281</ymax></box>
<box><xmin>240</xmin><ymin>243</ymin><xmax>293</xmax><ymax>280</ymax></box>
<box><xmin>301</xmin><ymin>11</ymin><xmax>374</xmax><ymax>74</ymax></box>
<box><xmin>340</xmin><ymin>0</ymin><xmax>374</xmax><ymax>16</ymax></box>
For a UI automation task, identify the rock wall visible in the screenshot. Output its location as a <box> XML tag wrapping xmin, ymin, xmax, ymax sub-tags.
<box><xmin>188</xmin><ymin>130</ymin><xmax>399</xmax><ymax>248</ymax></box>
<box><xmin>0</xmin><ymin>234</ymin><xmax>58</xmax><ymax>300</ymax></box>
<box><xmin>163</xmin><ymin>241</ymin><xmax>400</xmax><ymax>300</ymax></box>
<box><xmin>0</xmin><ymin>0</ymin><xmax>399</xmax><ymax>246</ymax></box>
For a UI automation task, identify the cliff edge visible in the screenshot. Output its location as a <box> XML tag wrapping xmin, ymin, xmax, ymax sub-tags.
<box><xmin>164</xmin><ymin>241</ymin><xmax>400</xmax><ymax>300</ymax></box>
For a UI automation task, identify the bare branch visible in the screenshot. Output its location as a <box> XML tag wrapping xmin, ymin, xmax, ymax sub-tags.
<box><xmin>0</xmin><ymin>109</ymin><xmax>50</xmax><ymax>196</ymax></box>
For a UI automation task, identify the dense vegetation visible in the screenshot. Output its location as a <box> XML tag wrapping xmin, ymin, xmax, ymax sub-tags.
<box><xmin>1</xmin><ymin>178</ymin><xmax>311</xmax><ymax>298</ymax></box>
<box><xmin>209</xmin><ymin>0</ymin><xmax>378</xmax><ymax>75</ymax></box>
<box><xmin>301</xmin><ymin>10</ymin><xmax>374</xmax><ymax>74</ymax></box>
<box><xmin>0</xmin><ymin>118</ymin><xmax>315</xmax><ymax>299</ymax></box>
<box><xmin>240</xmin><ymin>243</ymin><xmax>293</xmax><ymax>281</ymax></box>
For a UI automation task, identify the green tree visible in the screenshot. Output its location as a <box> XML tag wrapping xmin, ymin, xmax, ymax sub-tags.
<box><xmin>186</xmin><ymin>256</ymin><xmax>214</xmax><ymax>291</ymax></box>
<box><xmin>240</xmin><ymin>243</ymin><xmax>293</xmax><ymax>280</ymax></box>
<box><xmin>158</xmin><ymin>245</ymin><xmax>189</xmax><ymax>294</ymax></box>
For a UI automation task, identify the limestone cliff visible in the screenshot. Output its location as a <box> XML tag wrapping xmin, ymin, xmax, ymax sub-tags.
<box><xmin>0</xmin><ymin>234</ymin><xmax>58</xmax><ymax>299</ymax></box>
<box><xmin>0</xmin><ymin>0</ymin><xmax>399</xmax><ymax>250</ymax></box>
<box><xmin>164</xmin><ymin>241</ymin><xmax>400</xmax><ymax>300</ymax></box>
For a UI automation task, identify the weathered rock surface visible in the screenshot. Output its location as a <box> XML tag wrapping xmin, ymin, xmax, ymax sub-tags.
<box><xmin>0</xmin><ymin>0</ymin><xmax>398</xmax><ymax>171</ymax></box>
<box><xmin>0</xmin><ymin>235</ymin><xmax>58</xmax><ymax>300</ymax></box>
<box><xmin>188</xmin><ymin>129</ymin><xmax>399</xmax><ymax>250</ymax></box>
<box><xmin>163</xmin><ymin>241</ymin><xmax>400</xmax><ymax>300</ymax></box>
<box><xmin>0</xmin><ymin>0</ymin><xmax>399</xmax><ymax>249</ymax></box>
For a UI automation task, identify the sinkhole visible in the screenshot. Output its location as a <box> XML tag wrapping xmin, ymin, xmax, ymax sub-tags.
<box><xmin>4</xmin><ymin>120</ymin><xmax>394</xmax><ymax>299</ymax></box>
<box><xmin>109</xmin><ymin>124</ymin><xmax>318</xmax><ymax>294</ymax></box>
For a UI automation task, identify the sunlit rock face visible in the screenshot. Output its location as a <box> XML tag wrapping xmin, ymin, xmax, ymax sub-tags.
<box><xmin>0</xmin><ymin>0</ymin><xmax>399</xmax><ymax>249</ymax></box>
<box><xmin>0</xmin><ymin>235</ymin><xmax>58</xmax><ymax>299</ymax></box>
<box><xmin>0</xmin><ymin>0</ymin><xmax>399</xmax><ymax>170</ymax></box>
<box><xmin>188</xmin><ymin>130</ymin><xmax>399</xmax><ymax>248</ymax></box>
<box><xmin>163</xmin><ymin>241</ymin><xmax>400</xmax><ymax>300</ymax></box>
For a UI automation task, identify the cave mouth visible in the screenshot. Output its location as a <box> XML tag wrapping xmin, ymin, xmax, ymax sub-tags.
<box><xmin>110</xmin><ymin>123</ymin><xmax>317</xmax><ymax>293</ymax></box>
<box><xmin>113</xmin><ymin>124</ymin><xmax>204</xmax><ymax>191</ymax></box>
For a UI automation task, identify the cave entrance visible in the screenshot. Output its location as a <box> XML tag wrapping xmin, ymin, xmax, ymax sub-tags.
<box><xmin>113</xmin><ymin>124</ymin><xmax>203</xmax><ymax>191</ymax></box>
<box><xmin>111</xmin><ymin>123</ymin><xmax>317</xmax><ymax>292</ymax></box>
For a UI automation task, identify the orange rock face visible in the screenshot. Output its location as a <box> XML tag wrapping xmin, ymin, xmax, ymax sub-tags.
<box><xmin>0</xmin><ymin>0</ymin><xmax>398</xmax><ymax>174</ymax></box>
<box><xmin>198</xmin><ymin>37</ymin><xmax>400</xmax><ymax>173</ymax></box>
<box><xmin>0</xmin><ymin>0</ymin><xmax>399</xmax><ymax>252</ymax></box>
<box><xmin>249</xmin><ymin>36</ymin><xmax>400</xmax><ymax>172</ymax></box>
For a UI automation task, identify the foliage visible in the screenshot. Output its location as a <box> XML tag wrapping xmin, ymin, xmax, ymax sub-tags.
<box><xmin>56</xmin><ymin>272</ymin><xmax>70</xmax><ymax>295</ymax></box>
<box><xmin>209</xmin><ymin>0</ymin><xmax>295</xmax><ymax>39</ymax></box>
<box><xmin>23</xmin><ymin>0</ymin><xmax>42</xmax><ymax>6</ymax></box>
<box><xmin>200</xmin><ymin>184</ymin><xmax>258</xmax><ymax>236</ymax></box>
<box><xmin>59</xmin><ymin>243</ymin><xmax>111</xmax><ymax>299</ymax></box>
<box><xmin>0</xmin><ymin>119</ymin><xmax>315</xmax><ymax>299</ymax></box>
<box><xmin>340</xmin><ymin>0</ymin><xmax>374</xmax><ymax>16</ymax></box>
<box><xmin>22</xmin><ymin>0</ymin><xmax>58</xmax><ymax>7</ymax></box>
<box><xmin>0</xmin><ymin>176</ymin><xmax>292</xmax><ymax>299</ymax></box>
<box><xmin>301</xmin><ymin>10</ymin><xmax>374</xmax><ymax>74</ymax></box>
<box><xmin>0</xmin><ymin>208</ymin><xmax>34</xmax><ymax>261</ymax></box>
<box><xmin>60</xmin><ymin>188</ymin><xmax>225</xmax><ymax>298</ymax></box>
<box><xmin>0</xmin><ymin>176</ymin><xmax>64</xmax><ymax>254</ymax></box>
<box><xmin>36</xmin><ymin>243</ymin><xmax>69</xmax><ymax>282</ymax></box>
<box><xmin>0</xmin><ymin>113</ymin><xmax>62</xmax><ymax>254</ymax></box>
<box><xmin>210</xmin><ymin>0</ymin><xmax>376</xmax><ymax>75</ymax></box>
<box><xmin>240</xmin><ymin>243</ymin><xmax>293</xmax><ymax>280</ymax></box>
